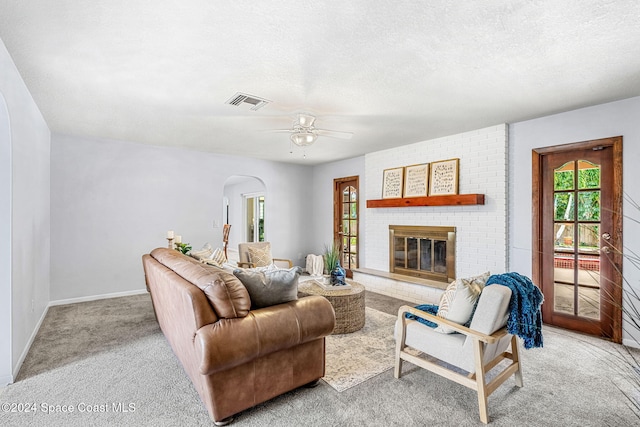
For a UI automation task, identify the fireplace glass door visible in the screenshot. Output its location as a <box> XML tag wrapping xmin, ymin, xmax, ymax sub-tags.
<box><xmin>390</xmin><ymin>226</ymin><xmax>455</xmax><ymax>283</ymax></box>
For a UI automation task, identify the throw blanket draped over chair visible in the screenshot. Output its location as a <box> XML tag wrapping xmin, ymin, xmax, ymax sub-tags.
<box><xmin>486</xmin><ymin>272</ymin><xmax>544</xmax><ymax>349</ymax></box>
<box><xmin>305</xmin><ymin>254</ymin><xmax>324</xmax><ymax>276</ymax></box>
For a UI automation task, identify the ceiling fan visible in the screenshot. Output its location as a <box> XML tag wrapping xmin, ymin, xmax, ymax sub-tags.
<box><xmin>270</xmin><ymin>113</ymin><xmax>353</xmax><ymax>147</ymax></box>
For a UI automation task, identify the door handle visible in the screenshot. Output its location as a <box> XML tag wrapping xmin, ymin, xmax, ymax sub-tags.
<box><xmin>602</xmin><ymin>232</ymin><xmax>611</xmax><ymax>241</ymax></box>
<box><xmin>601</xmin><ymin>246</ymin><xmax>611</xmax><ymax>254</ymax></box>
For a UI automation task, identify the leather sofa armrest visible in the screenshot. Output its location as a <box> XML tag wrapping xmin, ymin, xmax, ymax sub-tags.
<box><xmin>195</xmin><ymin>296</ymin><xmax>335</xmax><ymax>375</ymax></box>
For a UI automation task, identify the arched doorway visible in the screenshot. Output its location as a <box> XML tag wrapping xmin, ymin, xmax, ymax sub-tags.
<box><xmin>222</xmin><ymin>175</ymin><xmax>266</xmax><ymax>262</ymax></box>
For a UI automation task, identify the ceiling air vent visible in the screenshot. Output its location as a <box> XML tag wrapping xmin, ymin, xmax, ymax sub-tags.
<box><xmin>225</xmin><ymin>92</ymin><xmax>271</xmax><ymax>111</ymax></box>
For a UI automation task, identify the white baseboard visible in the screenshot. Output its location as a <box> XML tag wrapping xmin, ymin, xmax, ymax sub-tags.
<box><xmin>49</xmin><ymin>289</ymin><xmax>148</xmax><ymax>307</ymax></box>
<box><xmin>622</xmin><ymin>338</ymin><xmax>640</xmax><ymax>349</ymax></box>
<box><xmin>12</xmin><ymin>304</ymin><xmax>49</xmax><ymax>382</ymax></box>
<box><xmin>8</xmin><ymin>289</ymin><xmax>149</xmax><ymax>384</ymax></box>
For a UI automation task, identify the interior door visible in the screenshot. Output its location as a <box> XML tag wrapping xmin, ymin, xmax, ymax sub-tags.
<box><xmin>533</xmin><ymin>137</ymin><xmax>623</xmax><ymax>342</ymax></box>
<box><xmin>334</xmin><ymin>176</ymin><xmax>359</xmax><ymax>278</ymax></box>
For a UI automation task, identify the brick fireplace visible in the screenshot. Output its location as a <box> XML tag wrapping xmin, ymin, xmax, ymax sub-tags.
<box><xmin>357</xmin><ymin>124</ymin><xmax>508</xmax><ymax>304</ymax></box>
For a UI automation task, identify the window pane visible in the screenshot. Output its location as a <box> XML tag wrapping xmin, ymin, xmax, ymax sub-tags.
<box><xmin>420</xmin><ymin>239</ymin><xmax>432</xmax><ymax>272</ymax></box>
<box><xmin>350</xmin><ymin>220</ymin><xmax>357</xmax><ymax>236</ymax></box>
<box><xmin>407</xmin><ymin>238</ymin><xmax>418</xmax><ymax>269</ymax></box>
<box><xmin>349</xmin><ymin>187</ymin><xmax>357</xmax><ymax>202</ymax></box>
<box><xmin>342</xmin><ymin>188</ymin><xmax>350</xmax><ymax>203</ymax></box>
<box><xmin>350</xmin><ymin>202</ymin><xmax>357</xmax><ymax>218</ymax></box>
<box><xmin>349</xmin><ymin>253</ymin><xmax>358</xmax><ymax>269</ymax></box>
<box><xmin>342</xmin><ymin>219</ymin><xmax>349</xmax><ymax>234</ymax></box>
<box><xmin>434</xmin><ymin>240</ymin><xmax>447</xmax><ymax>274</ymax></box>
<box><xmin>577</xmin><ymin>161</ymin><xmax>600</xmax><ymax>189</ymax></box>
<box><xmin>554</xmin><ymin>223</ymin><xmax>575</xmax><ymax>250</ymax></box>
<box><xmin>554</xmin><ymin>193</ymin><xmax>573</xmax><ymax>221</ymax></box>
<box><xmin>578</xmin><ymin>224</ymin><xmax>599</xmax><ymax>252</ymax></box>
<box><xmin>342</xmin><ymin>252</ymin><xmax>350</xmax><ymax>267</ymax></box>
<box><xmin>578</xmin><ymin>286</ymin><xmax>600</xmax><ymax>319</ymax></box>
<box><xmin>554</xmin><ymin>162</ymin><xmax>574</xmax><ymax>190</ymax></box>
<box><xmin>578</xmin><ymin>191</ymin><xmax>600</xmax><ymax>221</ymax></box>
<box><xmin>554</xmin><ymin>282</ymin><xmax>575</xmax><ymax>315</ymax></box>
<box><xmin>342</xmin><ymin>203</ymin><xmax>349</xmax><ymax>218</ymax></box>
<box><xmin>394</xmin><ymin>237</ymin><xmax>405</xmax><ymax>268</ymax></box>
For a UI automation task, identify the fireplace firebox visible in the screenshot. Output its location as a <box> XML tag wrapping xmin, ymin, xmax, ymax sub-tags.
<box><xmin>389</xmin><ymin>225</ymin><xmax>456</xmax><ymax>283</ymax></box>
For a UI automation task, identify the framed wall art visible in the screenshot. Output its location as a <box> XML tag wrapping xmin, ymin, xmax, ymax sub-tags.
<box><xmin>382</xmin><ymin>167</ymin><xmax>404</xmax><ymax>198</ymax></box>
<box><xmin>403</xmin><ymin>163</ymin><xmax>430</xmax><ymax>198</ymax></box>
<box><xmin>429</xmin><ymin>158</ymin><xmax>459</xmax><ymax>196</ymax></box>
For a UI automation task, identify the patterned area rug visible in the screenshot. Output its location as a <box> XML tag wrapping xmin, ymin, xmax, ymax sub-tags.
<box><xmin>323</xmin><ymin>307</ymin><xmax>397</xmax><ymax>392</ymax></box>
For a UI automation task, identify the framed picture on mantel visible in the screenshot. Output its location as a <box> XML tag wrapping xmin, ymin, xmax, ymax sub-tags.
<box><xmin>382</xmin><ymin>167</ymin><xmax>404</xmax><ymax>198</ymax></box>
<box><xmin>403</xmin><ymin>163</ymin><xmax>430</xmax><ymax>198</ymax></box>
<box><xmin>429</xmin><ymin>158</ymin><xmax>459</xmax><ymax>196</ymax></box>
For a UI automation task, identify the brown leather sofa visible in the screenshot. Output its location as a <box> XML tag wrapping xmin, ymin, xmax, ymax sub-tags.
<box><xmin>142</xmin><ymin>248</ymin><xmax>336</xmax><ymax>425</ymax></box>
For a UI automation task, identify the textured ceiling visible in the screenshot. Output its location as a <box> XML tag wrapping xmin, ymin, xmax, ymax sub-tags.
<box><xmin>1</xmin><ymin>1</ymin><xmax>640</xmax><ymax>164</ymax></box>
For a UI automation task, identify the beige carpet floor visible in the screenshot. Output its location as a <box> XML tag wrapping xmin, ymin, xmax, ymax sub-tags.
<box><xmin>0</xmin><ymin>293</ymin><xmax>639</xmax><ymax>426</ymax></box>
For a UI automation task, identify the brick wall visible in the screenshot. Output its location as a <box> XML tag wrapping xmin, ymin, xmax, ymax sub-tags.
<box><xmin>361</xmin><ymin>124</ymin><xmax>508</xmax><ymax>302</ymax></box>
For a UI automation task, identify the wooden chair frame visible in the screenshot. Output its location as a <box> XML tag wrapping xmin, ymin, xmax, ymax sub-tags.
<box><xmin>236</xmin><ymin>258</ymin><xmax>293</xmax><ymax>269</ymax></box>
<box><xmin>395</xmin><ymin>306</ymin><xmax>523</xmax><ymax>424</ymax></box>
<box><xmin>222</xmin><ymin>224</ymin><xmax>231</xmax><ymax>260</ymax></box>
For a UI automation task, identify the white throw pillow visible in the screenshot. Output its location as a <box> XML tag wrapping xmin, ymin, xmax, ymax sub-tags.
<box><xmin>189</xmin><ymin>243</ymin><xmax>213</xmax><ymax>260</ymax></box>
<box><xmin>211</xmin><ymin>247</ymin><xmax>227</xmax><ymax>266</ymax></box>
<box><xmin>434</xmin><ymin>271</ymin><xmax>490</xmax><ymax>334</ymax></box>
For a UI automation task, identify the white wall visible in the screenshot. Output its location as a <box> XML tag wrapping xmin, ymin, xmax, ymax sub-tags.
<box><xmin>0</xmin><ymin>91</ymin><xmax>11</xmax><ymax>386</ymax></box>
<box><xmin>0</xmin><ymin>38</ymin><xmax>51</xmax><ymax>385</ymax></box>
<box><xmin>310</xmin><ymin>156</ymin><xmax>366</xmax><ymax>259</ymax></box>
<box><xmin>509</xmin><ymin>96</ymin><xmax>640</xmax><ymax>345</ymax></box>
<box><xmin>364</xmin><ymin>124</ymin><xmax>509</xmax><ymax>279</ymax></box>
<box><xmin>50</xmin><ymin>134</ymin><xmax>314</xmax><ymax>301</ymax></box>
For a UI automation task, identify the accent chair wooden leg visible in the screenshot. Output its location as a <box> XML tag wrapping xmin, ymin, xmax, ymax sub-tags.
<box><xmin>394</xmin><ymin>309</ymin><xmax>408</xmax><ymax>379</ymax></box>
<box><xmin>394</xmin><ymin>340</ymin><xmax>404</xmax><ymax>378</ymax></box>
<box><xmin>473</xmin><ymin>338</ymin><xmax>489</xmax><ymax>424</ymax></box>
<box><xmin>394</xmin><ymin>357</ymin><xmax>403</xmax><ymax>379</ymax></box>
<box><xmin>511</xmin><ymin>335</ymin><xmax>524</xmax><ymax>387</ymax></box>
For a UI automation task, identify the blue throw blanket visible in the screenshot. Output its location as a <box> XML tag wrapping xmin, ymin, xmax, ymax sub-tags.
<box><xmin>404</xmin><ymin>304</ymin><xmax>439</xmax><ymax>328</ymax></box>
<box><xmin>486</xmin><ymin>272</ymin><xmax>544</xmax><ymax>349</ymax></box>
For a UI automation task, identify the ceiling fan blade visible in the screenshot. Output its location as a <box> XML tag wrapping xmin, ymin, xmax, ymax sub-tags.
<box><xmin>315</xmin><ymin>129</ymin><xmax>354</xmax><ymax>140</ymax></box>
<box><xmin>263</xmin><ymin>129</ymin><xmax>296</xmax><ymax>133</ymax></box>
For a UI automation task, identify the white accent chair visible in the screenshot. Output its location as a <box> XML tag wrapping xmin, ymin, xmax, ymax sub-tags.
<box><xmin>395</xmin><ymin>285</ymin><xmax>523</xmax><ymax>424</ymax></box>
<box><xmin>237</xmin><ymin>242</ymin><xmax>293</xmax><ymax>269</ymax></box>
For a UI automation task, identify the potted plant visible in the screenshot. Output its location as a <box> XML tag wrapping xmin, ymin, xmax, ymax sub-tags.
<box><xmin>176</xmin><ymin>242</ymin><xmax>192</xmax><ymax>255</ymax></box>
<box><xmin>323</xmin><ymin>241</ymin><xmax>340</xmax><ymax>275</ymax></box>
<box><xmin>323</xmin><ymin>241</ymin><xmax>346</xmax><ymax>285</ymax></box>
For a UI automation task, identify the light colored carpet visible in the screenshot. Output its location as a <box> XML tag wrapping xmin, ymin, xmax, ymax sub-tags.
<box><xmin>0</xmin><ymin>293</ymin><xmax>639</xmax><ymax>426</ymax></box>
<box><xmin>323</xmin><ymin>307</ymin><xmax>396</xmax><ymax>392</ymax></box>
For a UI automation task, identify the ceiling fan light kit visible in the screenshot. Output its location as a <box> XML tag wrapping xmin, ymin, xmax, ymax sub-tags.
<box><xmin>271</xmin><ymin>112</ymin><xmax>353</xmax><ymax>153</ymax></box>
<box><xmin>290</xmin><ymin>131</ymin><xmax>317</xmax><ymax>146</ymax></box>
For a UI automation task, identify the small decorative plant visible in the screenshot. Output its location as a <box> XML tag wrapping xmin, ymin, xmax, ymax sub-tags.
<box><xmin>176</xmin><ymin>242</ymin><xmax>192</xmax><ymax>255</ymax></box>
<box><xmin>323</xmin><ymin>241</ymin><xmax>341</xmax><ymax>275</ymax></box>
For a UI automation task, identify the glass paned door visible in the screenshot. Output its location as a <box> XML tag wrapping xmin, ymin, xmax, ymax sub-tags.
<box><xmin>536</xmin><ymin>137</ymin><xmax>622</xmax><ymax>341</ymax></box>
<box><xmin>334</xmin><ymin>177</ymin><xmax>359</xmax><ymax>277</ymax></box>
<box><xmin>552</xmin><ymin>161</ymin><xmax>601</xmax><ymax>320</ymax></box>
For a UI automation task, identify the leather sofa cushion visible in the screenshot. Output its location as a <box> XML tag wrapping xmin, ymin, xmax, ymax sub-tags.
<box><xmin>151</xmin><ymin>248</ymin><xmax>251</xmax><ymax>318</ymax></box>
<box><xmin>195</xmin><ymin>295</ymin><xmax>336</xmax><ymax>375</ymax></box>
